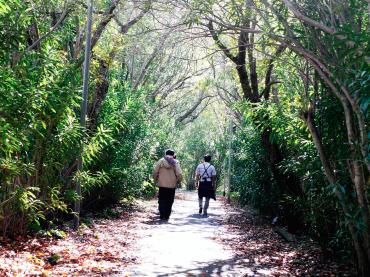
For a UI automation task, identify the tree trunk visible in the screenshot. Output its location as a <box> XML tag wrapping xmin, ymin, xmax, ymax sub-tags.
<box><xmin>88</xmin><ymin>57</ymin><xmax>110</xmax><ymax>131</ymax></box>
<box><xmin>303</xmin><ymin>108</ymin><xmax>370</xmax><ymax>276</ymax></box>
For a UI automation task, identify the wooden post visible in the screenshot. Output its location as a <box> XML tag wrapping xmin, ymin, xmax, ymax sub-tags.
<box><xmin>74</xmin><ymin>0</ymin><xmax>93</xmax><ymax>230</ymax></box>
<box><xmin>226</xmin><ymin>120</ymin><xmax>233</xmax><ymax>204</ymax></box>
<box><xmin>222</xmin><ymin>157</ymin><xmax>226</xmax><ymax>197</ymax></box>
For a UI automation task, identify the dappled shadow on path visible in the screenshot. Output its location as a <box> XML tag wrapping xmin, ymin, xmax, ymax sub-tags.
<box><xmin>154</xmin><ymin>255</ymin><xmax>252</xmax><ymax>277</ymax></box>
<box><xmin>218</xmin><ymin>207</ymin><xmax>355</xmax><ymax>276</ymax></box>
<box><xmin>128</xmin><ymin>192</ymin><xmax>355</xmax><ymax>276</ymax></box>
<box><xmin>156</xmin><ymin>256</ymin><xmax>271</xmax><ymax>277</ymax></box>
<box><xmin>136</xmin><ymin>213</ymin><xmax>296</xmax><ymax>276</ymax></box>
<box><xmin>128</xmin><ymin>191</ymin><xmax>352</xmax><ymax>276</ymax></box>
<box><xmin>141</xmin><ymin>212</ymin><xmax>222</xmax><ymax>235</ymax></box>
<box><xmin>130</xmin><ymin>241</ymin><xmax>281</xmax><ymax>276</ymax></box>
<box><xmin>141</xmin><ymin>215</ymin><xmax>168</xmax><ymax>226</ymax></box>
<box><xmin>125</xmin><ymin>192</ymin><xmax>250</xmax><ymax>276</ymax></box>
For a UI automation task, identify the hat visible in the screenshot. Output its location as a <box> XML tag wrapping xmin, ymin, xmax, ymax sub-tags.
<box><xmin>165</xmin><ymin>149</ymin><xmax>175</xmax><ymax>156</ymax></box>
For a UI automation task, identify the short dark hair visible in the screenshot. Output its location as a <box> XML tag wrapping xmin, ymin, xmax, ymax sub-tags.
<box><xmin>204</xmin><ymin>154</ymin><xmax>212</xmax><ymax>162</ymax></box>
<box><xmin>165</xmin><ymin>149</ymin><xmax>175</xmax><ymax>156</ymax></box>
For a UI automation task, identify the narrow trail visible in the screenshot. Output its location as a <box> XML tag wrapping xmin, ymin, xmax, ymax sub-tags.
<box><xmin>124</xmin><ymin>191</ymin><xmax>350</xmax><ymax>277</ymax></box>
<box><xmin>124</xmin><ymin>191</ymin><xmax>247</xmax><ymax>276</ymax></box>
<box><xmin>1</xmin><ymin>191</ymin><xmax>350</xmax><ymax>276</ymax></box>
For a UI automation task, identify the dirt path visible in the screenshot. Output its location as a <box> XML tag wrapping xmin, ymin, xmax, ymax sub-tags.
<box><xmin>1</xmin><ymin>191</ymin><xmax>352</xmax><ymax>276</ymax></box>
<box><xmin>124</xmin><ymin>191</ymin><xmax>352</xmax><ymax>277</ymax></box>
<box><xmin>124</xmin><ymin>191</ymin><xmax>247</xmax><ymax>276</ymax></box>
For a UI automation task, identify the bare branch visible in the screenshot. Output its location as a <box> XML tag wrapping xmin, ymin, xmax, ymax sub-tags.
<box><xmin>262</xmin><ymin>45</ymin><xmax>286</xmax><ymax>99</ymax></box>
<box><xmin>114</xmin><ymin>1</ymin><xmax>151</xmax><ymax>34</ymax></box>
<box><xmin>25</xmin><ymin>8</ymin><xmax>71</xmax><ymax>53</ymax></box>
<box><xmin>282</xmin><ymin>0</ymin><xmax>346</xmax><ymax>40</ymax></box>
<box><xmin>176</xmin><ymin>93</ymin><xmax>213</xmax><ymax>123</ymax></box>
<box><xmin>182</xmin><ymin>98</ymin><xmax>214</xmax><ymax>125</ymax></box>
<box><xmin>114</xmin><ymin>11</ymin><xmax>146</xmax><ymax>34</ymax></box>
<box><xmin>207</xmin><ymin>21</ymin><xmax>238</xmax><ymax>64</ymax></box>
<box><xmin>90</xmin><ymin>0</ymin><xmax>121</xmax><ymax>51</ymax></box>
<box><xmin>132</xmin><ymin>32</ymin><xmax>170</xmax><ymax>91</ymax></box>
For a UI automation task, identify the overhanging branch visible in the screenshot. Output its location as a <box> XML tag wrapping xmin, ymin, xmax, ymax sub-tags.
<box><xmin>25</xmin><ymin>8</ymin><xmax>71</xmax><ymax>53</ymax></box>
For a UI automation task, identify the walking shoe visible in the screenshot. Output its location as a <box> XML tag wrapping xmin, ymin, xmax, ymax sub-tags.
<box><xmin>199</xmin><ymin>208</ymin><xmax>202</xmax><ymax>214</ymax></box>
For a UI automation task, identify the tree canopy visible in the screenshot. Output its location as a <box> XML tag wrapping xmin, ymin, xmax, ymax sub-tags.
<box><xmin>0</xmin><ymin>0</ymin><xmax>369</xmax><ymax>275</ymax></box>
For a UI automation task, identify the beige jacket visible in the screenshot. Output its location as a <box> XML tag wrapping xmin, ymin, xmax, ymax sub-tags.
<box><xmin>153</xmin><ymin>157</ymin><xmax>183</xmax><ymax>188</ymax></box>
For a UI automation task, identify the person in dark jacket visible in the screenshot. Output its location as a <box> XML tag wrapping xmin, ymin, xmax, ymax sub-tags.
<box><xmin>153</xmin><ymin>149</ymin><xmax>183</xmax><ymax>220</ymax></box>
<box><xmin>195</xmin><ymin>154</ymin><xmax>216</xmax><ymax>216</ymax></box>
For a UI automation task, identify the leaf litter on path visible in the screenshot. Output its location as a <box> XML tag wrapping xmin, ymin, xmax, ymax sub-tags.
<box><xmin>0</xmin><ymin>205</ymin><xmax>139</xmax><ymax>276</ymax></box>
<box><xmin>216</xmin><ymin>202</ymin><xmax>355</xmax><ymax>276</ymax></box>
<box><xmin>0</xmin><ymin>194</ymin><xmax>355</xmax><ymax>276</ymax></box>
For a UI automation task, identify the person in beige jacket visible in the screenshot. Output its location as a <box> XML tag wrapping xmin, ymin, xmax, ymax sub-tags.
<box><xmin>153</xmin><ymin>149</ymin><xmax>183</xmax><ymax>220</ymax></box>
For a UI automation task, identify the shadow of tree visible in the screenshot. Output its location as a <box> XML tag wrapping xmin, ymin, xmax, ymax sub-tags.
<box><xmin>141</xmin><ymin>254</ymin><xmax>270</xmax><ymax>277</ymax></box>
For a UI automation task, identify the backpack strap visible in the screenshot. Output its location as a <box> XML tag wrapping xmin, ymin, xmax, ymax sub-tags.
<box><xmin>200</xmin><ymin>163</ymin><xmax>211</xmax><ymax>179</ymax></box>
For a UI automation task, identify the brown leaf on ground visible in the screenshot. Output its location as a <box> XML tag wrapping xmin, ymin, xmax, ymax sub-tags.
<box><xmin>216</xmin><ymin>202</ymin><xmax>355</xmax><ymax>276</ymax></box>
<box><xmin>0</xmin><ymin>205</ymin><xmax>139</xmax><ymax>276</ymax></box>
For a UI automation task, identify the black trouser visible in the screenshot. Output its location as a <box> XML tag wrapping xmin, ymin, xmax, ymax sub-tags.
<box><xmin>158</xmin><ymin>187</ymin><xmax>176</xmax><ymax>219</ymax></box>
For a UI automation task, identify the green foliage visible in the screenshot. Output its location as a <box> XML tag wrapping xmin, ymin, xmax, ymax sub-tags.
<box><xmin>74</xmin><ymin>170</ymin><xmax>110</xmax><ymax>195</ymax></box>
<box><xmin>0</xmin><ymin>0</ymin><xmax>180</xmax><ymax>234</ymax></box>
<box><xmin>83</xmin><ymin>70</ymin><xmax>159</xmax><ymax>207</ymax></box>
<box><xmin>230</xmin><ymin>124</ymin><xmax>276</xmax><ymax>212</ymax></box>
<box><xmin>140</xmin><ymin>181</ymin><xmax>157</xmax><ymax>198</ymax></box>
<box><xmin>0</xmin><ymin>3</ymin><xmax>368</xmax><ymax>274</ymax></box>
<box><xmin>0</xmin><ymin>0</ymin><xmax>126</xmax><ymax>235</ymax></box>
<box><xmin>172</xmin><ymin>109</ymin><xmax>224</xmax><ymax>190</ymax></box>
<box><xmin>0</xmin><ymin>35</ymin><xmax>81</xmax><ymax>235</ymax></box>
<box><xmin>47</xmin><ymin>253</ymin><xmax>61</xmax><ymax>265</ymax></box>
